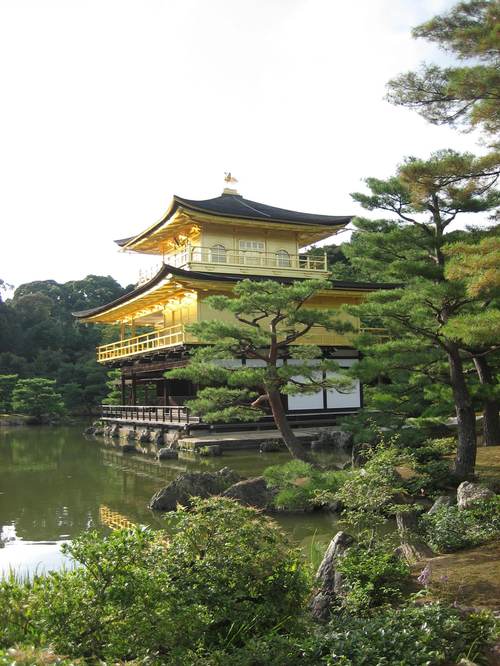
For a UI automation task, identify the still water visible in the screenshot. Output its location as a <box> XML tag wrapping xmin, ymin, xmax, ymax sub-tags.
<box><xmin>0</xmin><ymin>425</ymin><xmax>345</xmax><ymax>577</ymax></box>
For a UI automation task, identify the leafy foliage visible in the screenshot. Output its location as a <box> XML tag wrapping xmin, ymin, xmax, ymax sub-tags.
<box><xmin>0</xmin><ymin>374</ymin><xmax>18</xmax><ymax>413</ymax></box>
<box><xmin>169</xmin><ymin>279</ymin><xmax>355</xmax><ymax>462</ymax></box>
<box><xmin>0</xmin><ymin>276</ymin><xmax>131</xmax><ymax>414</ymax></box>
<box><xmin>194</xmin><ymin>604</ymin><xmax>498</xmax><ymax>666</ymax></box>
<box><xmin>421</xmin><ymin>495</ymin><xmax>500</xmax><ymax>552</ymax></box>
<box><xmin>0</xmin><ymin>498</ymin><xmax>308</xmax><ymax>663</ymax></box>
<box><xmin>387</xmin><ymin>0</ymin><xmax>500</xmax><ymax>138</ymax></box>
<box><xmin>263</xmin><ymin>460</ymin><xmax>349</xmax><ymax>511</ymax></box>
<box><xmin>11</xmin><ymin>378</ymin><xmax>65</xmax><ymax>422</ymax></box>
<box><xmin>335</xmin><ymin>543</ymin><xmax>411</xmax><ymax>611</ymax></box>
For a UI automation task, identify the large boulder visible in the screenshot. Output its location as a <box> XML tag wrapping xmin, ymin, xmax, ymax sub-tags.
<box><xmin>312</xmin><ymin>429</ymin><xmax>353</xmax><ymax>452</ymax></box>
<box><xmin>310</xmin><ymin>531</ymin><xmax>354</xmax><ymax>621</ymax></box>
<box><xmin>457</xmin><ymin>481</ymin><xmax>495</xmax><ymax>510</ymax></box>
<box><xmin>223</xmin><ymin>476</ymin><xmax>277</xmax><ymax>510</ymax></box>
<box><xmin>428</xmin><ymin>495</ymin><xmax>454</xmax><ymax>515</ymax></box>
<box><xmin>149</xmin><ymin>467</ymin><xmax>241</xmax><ymax>511</ymax></box>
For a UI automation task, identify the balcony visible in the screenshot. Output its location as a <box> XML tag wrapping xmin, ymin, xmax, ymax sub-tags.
<box><xmin>137</xmin><ymin>246</ymin><xmax>328</xmax><ymax>284</ymax></box>
<box><xmin>97</xmin><ymin>324</ymin><xmax>190</xmax><ymax>362</ymax></box>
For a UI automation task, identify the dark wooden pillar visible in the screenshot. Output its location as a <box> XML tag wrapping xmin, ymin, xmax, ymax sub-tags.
<box><xmin>131</xmin><ymin>376</ymin><xmax>137</xmax><ymax>406</ymax></box>
<box><xmin>121</xmin><ymin>374</ymin><xmax>126</xmax><ymax>405</ymax></box>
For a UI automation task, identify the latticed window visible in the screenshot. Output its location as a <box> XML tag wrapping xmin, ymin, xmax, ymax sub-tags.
<box><xmin>276</xmin><ymin>249</ymin><xmax>291</xmax><ymax>267</ymax></box>
<box><xmin>211</xmin><ymin>244</ymin><xmax>227</xmax><ymax>263</ymax></box>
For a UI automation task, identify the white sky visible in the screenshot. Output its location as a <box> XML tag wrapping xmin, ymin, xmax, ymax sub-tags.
<box><xmin>0</xmin><ymin>0</ymin><xmax>486</xmax><ymax>291</ymax></box>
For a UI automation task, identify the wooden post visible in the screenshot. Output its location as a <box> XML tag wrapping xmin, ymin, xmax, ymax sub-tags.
<box><xmin>120</xmin><ymin>322</ymin><xmax>125</xmax><ymax>341</ymax></box>
<box><xmin>131</xmin><ymin>376</ymin><xmax>137</xmax><ymax>406</ymax></box>
<box><xmin>121</xmin><ymin>374</ymin><xmax>126</xmax><ymax>404</ymax></box>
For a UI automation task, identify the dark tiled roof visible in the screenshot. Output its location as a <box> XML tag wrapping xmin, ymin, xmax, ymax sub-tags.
<box><xmin>174</xmin><ymin>193</ymin><xmax>351</xmax><ymax>226</ymax></box>
<box><xmin>115</xmin><ymin>192</ymin><xmax>351</xmax><ymax>247</ymax></box>
<box><xmin>73</xmin><ymin>263</ymin><xmax>397</xmax><ymax>319</ymax></box>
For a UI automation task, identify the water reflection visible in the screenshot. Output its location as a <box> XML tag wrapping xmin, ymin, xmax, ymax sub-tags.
<box><xmin>0</xmin><ymin>425</ymin><xmax>346</xmax><ymax>576</ymax></box>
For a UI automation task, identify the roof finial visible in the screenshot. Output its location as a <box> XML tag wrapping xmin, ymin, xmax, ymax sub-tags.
<box><xmin>223</xmin><ymin>171</ymin><xmax>239</xmax><ymax>195</ymax></box>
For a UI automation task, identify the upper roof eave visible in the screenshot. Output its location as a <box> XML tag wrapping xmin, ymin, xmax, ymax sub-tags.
<box><xmin>73</xmin><ymin>263</ymin><xmax>399</xmax><ymax>321</ymax></box>
<box><xmin>114</xmin><ymin>193</ymin><xmax>352</xmax><ymax>250</ymax></box>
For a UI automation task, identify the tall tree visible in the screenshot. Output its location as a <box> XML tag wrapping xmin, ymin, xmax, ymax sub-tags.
<box><xmin>387</xmin><ymin>0</ymin><xmax>500</xmax><ymax>140</ymax></box>
<box><xmin>168</xmin><ymin>279</ymin><xmax>354</xmax><ymax>464</ymax></box>
<box><xmin>443</xmin><ymin>229</ymin><xmax>500</xmax><ymax>444</ymax></box>
<box><xmin>349</xmin><ymin>150</ymin><xmax>500</xmax><ymax>479</ymax></box>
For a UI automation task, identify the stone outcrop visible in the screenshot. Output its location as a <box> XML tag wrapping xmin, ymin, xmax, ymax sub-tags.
<box><xmin>428</xmin><ymin>495</ymin><xmax>454</xmax><ymax>515</ymax></box>
<box><xmin>395</xmin><ymin>510</ymin><xmax>434</xmax><ymax>563</ymax></box>
<box><xmin>310</xmin><ymin>531</ymin><xmax>354</xmax><ymax>621</ymax></box>
<box><xmin>312</xmin><ymin>429</ymin><xmax>353</xmax><ymax>452</ymax></box>
<box><xmin>149</xmin><ymin>467</ymin><xmax>241</xmax><ymax>511</ymax></box>
<box><xmin>157</xmin><ymin>448</ymin><xmax>178</xmax><ymax>460</ymax></box>
<box><xmin>457</xmin><ymin>481</ymin><xmax>494</xmax><ymax>510</ymax></box>
<box><xmin>259</xmin><ymin>439</ymin><xmax>286</xmax><ymax>453</ymax></box>
<box><xmin>199</xmin><ymin>445</ymin><xmax>222</xmax><ymax>456</ymax></box>
<box><xmin>223</xmin><ymin>476</ymin><xmax>277</xmax><ymax>510</ymax></box>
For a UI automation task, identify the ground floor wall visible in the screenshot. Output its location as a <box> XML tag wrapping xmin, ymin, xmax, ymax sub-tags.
<box><xmin>115</xmin><ymin>347</ymin><xmax>362</xmax><ymax>417</ymax></box>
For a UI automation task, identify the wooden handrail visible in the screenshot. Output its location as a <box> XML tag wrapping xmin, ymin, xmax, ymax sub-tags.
<box><xmin>101</xmin><ymin>404</ymin><xmax>200</xmax><ymax>424</ymax></box>
<box><xmin>97</xmin><ymin>324</ymin><xmax>187</xmax><ymax>362</ymax></box>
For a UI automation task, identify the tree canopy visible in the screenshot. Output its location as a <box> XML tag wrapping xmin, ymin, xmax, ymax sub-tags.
<box><xmin>0</xmin><ymin>275</ymin><xmax>132</xmax><ymax>415</ymax></box>
<box><xmin>387</xmin><ymin>0</ymin><xmax>500</xmax><ymax>139</ymax></box>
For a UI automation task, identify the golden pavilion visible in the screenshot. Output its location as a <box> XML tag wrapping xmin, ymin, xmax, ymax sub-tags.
<box><xmin>74</xmin><ymin>184</ymin><xmax>383</xmax><ymax>427</ymax></box>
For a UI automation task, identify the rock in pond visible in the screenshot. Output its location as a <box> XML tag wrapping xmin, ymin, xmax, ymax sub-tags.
<box><xmin>312</xmin><ymin>429</ymin><xmax>353</xmax><ymax>452</ymax></box>
<box><xmin>223</xmin><ymin>476</ymin><xmax>277</xmax><ymax>510</ymax></box>
<box><xmin>149</xmin><ymin>467</ymin><xmax>241</xmax><ymax>511</ymax></box>
<box><xmin>157</xmin><ymin>448</ymin><xmax>178</xmax><ymax>460</ymax></box>
<box><xmin>259</xmin><ymin>439</ymin><xmax>286</xmax><ymax>453</ymax></box>
<box><xmin>457</xmin><ymin>481</ymin><xmax>494</xmax><ymax>510</ymax></box>
<box><xmin>199</xmin><ymin>445</ymin><xmax>222</xmax><ymax>457</ymax></box>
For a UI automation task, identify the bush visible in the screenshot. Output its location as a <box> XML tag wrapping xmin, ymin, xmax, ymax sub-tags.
<box><xmin>0</xmin><ymin>498</ymin><xmax>308</xmax><ymax>663</ymax></box>
<box><xmin>334</xmin><ymin>444</ymin><xmax>409</xmax><ymax>531</ymax></box>
<box><xmin>335</xmin><ymin>543</ymin><xmax>411</xmax><ymax>611</ymax></box>
<box><xmin>319</xmin><ymin>604</ymin><xmax>497</xmax><ymax>666</ymax></box>
<box><xmin>263</xmin><ymin>460</ymin><xmax>348</xmax><ymax>511</ymax></box>
<box><xmin>404</xmin><ymin>459</ymin><xmax>453</xmax><ymax>495</ymax></box>
<box><xmin>195</xmin><ymin>605</ymin><xmax>498</xmax><ymax>666</ymax></box>
<box><xmin>411</xmin><ymin>437</ymin><xmax>456</xmax><ymax>463</ymax></box>
<box><xmin>421</xmin><ymin>496</ymin><xmax>500</xmax><ymax>553</ymax></box>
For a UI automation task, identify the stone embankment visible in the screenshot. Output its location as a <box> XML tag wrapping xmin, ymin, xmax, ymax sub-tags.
<box><xmin>84</xmin><ymin>422</ymin><xmax>353</xmax><ymax>458</ymax></box>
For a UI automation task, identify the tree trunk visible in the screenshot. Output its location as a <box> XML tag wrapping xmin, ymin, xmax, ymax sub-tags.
<box><xmin>266</xmin><ymin>387</ymin><xmax>315</xmax><ymax>464</ymax></box>
<box><xmin>447</xmin><ymin>344</ymin><xmax>477</xmax><ymax>480</ymax></box>
<box><xmin>473</xmin><ymin>355</ymin><xmax>500</xmax><ymax>446</ymax></box>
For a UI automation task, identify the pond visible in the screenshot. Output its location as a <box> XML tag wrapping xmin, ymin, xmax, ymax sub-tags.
<box><xmin>0</xmin><ymin>425</ymin><xmax>347</xmax><ymax>578</ymax></box>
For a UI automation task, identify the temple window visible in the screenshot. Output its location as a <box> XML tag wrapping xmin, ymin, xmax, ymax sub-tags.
<box><xmin>276</xmin><ymin>249</ymin><xmax>291</xmax><ymax>267</ymax></box>
<box><xmin>239</xmin><ymin>240</ymin><xmax>265</xmax><ymax>252</ymax></box>
<box><xmin>211</xmin><ymin>244</ymin><xmax>227</xmax><ymax>263</ymax></box>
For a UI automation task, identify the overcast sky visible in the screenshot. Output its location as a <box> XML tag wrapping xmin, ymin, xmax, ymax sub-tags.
<box><xmin>0</xmin><ymin>0</ymin><xmax>486</xmax><ymax>291</ymax></box>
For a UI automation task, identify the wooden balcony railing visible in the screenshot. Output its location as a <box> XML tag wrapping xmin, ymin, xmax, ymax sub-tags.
<box><xmin>97</xmin><ymin>324</ymin><xmax>188</xmax><ymax>362</ymax></box>
<box><xmin>102</xmin><ymin>404</ymin><xmax>199</xmax><ymax>423</ymax></box>
<box><xmin>134</xmin><ymin>247</ymin><xmax>328</xmax><ymax>281</ymax></box>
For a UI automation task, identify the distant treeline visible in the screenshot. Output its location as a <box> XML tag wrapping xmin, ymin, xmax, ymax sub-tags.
<box><xmin>0</xmin><ymin>276</ymin><xmax>133</xmax><ymax>415</ymax></box>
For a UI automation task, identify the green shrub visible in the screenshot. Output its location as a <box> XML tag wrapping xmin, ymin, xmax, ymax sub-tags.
<box><xmin>320</xmin><ymin>604</ymin><xmax>497</xmax><ymax>666</ymax></box>
<box><xmin>264</xmin><ymin>460</ymin><xmax>349</xmax><ymax>511</ymax></box>
<box><xmin>0</xmin><ymin>498</ymin><xmax>308</xmax><ymax>663</ymax></box>
<box><xmin>335</xmin><ymin>543</ymin><xmax>411</xmax><ymax>611</ymax></box>
<box><xmin>421</xmin><ymin>496</ymin><xmax>500</xmax><ymax>553</ymax></box>
<box><xmin>404</xmin><ymin>459</ymin><xmax>453</xmax><ymax>495</ymax></box>
<box><xmin>411</xmin><ymin>437</ymin><xmax>456</xmax><ymax>463</ymax></box>
<box><xmin>196</xmin><ymin>605</ymin><xmax>498</xmax><ymax>666</ymax></box>
<box><xmin>334</xmin><ymin>444</ymin><xmax>410</xmax><ymax>532</ymax></box>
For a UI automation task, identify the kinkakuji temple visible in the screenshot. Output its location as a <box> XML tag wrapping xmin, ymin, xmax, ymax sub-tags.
<box><xmin>74</xmin><ymin>182</ymin><xmax>388</xmax><ymax>431</ymax></box>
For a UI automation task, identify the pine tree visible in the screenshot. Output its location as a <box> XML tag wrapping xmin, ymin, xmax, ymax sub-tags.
<box><xmin>168</xmin><ymin>279</ymin><xmax>354</xmax><ymax>464</ymax></box>
<box><xmin>387</xmin><ymin>0</ymin><xmax>500</xmax><ymax>140</ymax></box>
<box><xmin>349</xmin><ymin>150</ymin><xmax>500</xmax><ymax>478</ymax></box>
<box><xmin>443</xmin><ymin>229</ymin><xmax>500</xmax><ymax>445</ymax></box>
